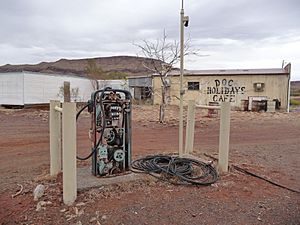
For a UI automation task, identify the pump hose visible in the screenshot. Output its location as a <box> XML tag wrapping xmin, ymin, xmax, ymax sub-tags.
<box><xmin>76</xmin><ymin>102</ymin><xmax>90</xmax><ymax>121</ymax></box>
<box><xmin>75</xmin><ymin>87</ymin><xmax>111</xmax><ymax>160</ymax></box>
<box><xmin>76</xmin><ymin>102</ymin><xmax>97</xmax><ymax>160</ymax></box>
<box><xmin>131</xmin><ymin>155</ymin><xmax>218</xmax><ymax>185</ymax></box>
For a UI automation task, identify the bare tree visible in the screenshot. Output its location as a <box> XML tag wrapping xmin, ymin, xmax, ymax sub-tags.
<box><xmin>85</xmin><ymin>59</ymin><xmax>128</xmax><ymax>90</ymax></box>
<box><xmin>57</xmin><ymin>86</ymin><xmax>81</xmax><ymax>102</ymax></box>
<box><xmin>135</xmin><ymin>30</ymin><xmax>197</xmax><ymax>123</ymax></box>
<box><xmin>85</xmin><ymin>59</ymin><xmax>104</xmax><ymax>90</ymax></box>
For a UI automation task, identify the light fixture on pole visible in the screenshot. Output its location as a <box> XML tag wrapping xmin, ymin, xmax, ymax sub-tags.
<box><xmin>179</xmin><ymin>0</ymin><xmax>189</xmax><ymax>156</ymax></box>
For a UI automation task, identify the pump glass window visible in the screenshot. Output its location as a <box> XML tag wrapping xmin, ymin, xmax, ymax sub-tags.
<box><xmin>188</xmin><ymin>82</ymin><xmax>200</xmax><ymax>90</ymax></box>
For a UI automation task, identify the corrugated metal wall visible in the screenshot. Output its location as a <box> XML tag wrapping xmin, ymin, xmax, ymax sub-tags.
<box><xmin>0</xmin><ymin>73</ymin><xmax>24</xmax><ymax>105</ymax></box>
<box><xmin>0</xmin><ymin>72</ymin><xmax>129</xmax><ymax>105</ymax></box>
<box><xmin>128</xmin><ymin>77</ymin><xmax>152</xmax><ymax>87</ymax></box>
<box><xmin>23</xmin><ymin>72</ymin><xmax>94</xmax><ymax>104</ymax></box>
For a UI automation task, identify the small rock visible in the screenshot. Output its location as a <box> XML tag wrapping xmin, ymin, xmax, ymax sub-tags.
<box><xmin>257</xmin><ymin>217</ymin><xmax>262</xmax><ymax>221</ymax></box>
<box><xmin>60</xmin><ymin>208</ymin><xmax>67</xmax><ymax>213</ymax></box>
<box><xmin>192</xmin><ymin>213</ymin><xmax>197</xmax><ymax>217</ymax></box>
<box><xmin>36</xmin><ymin>202</ymin><xmax>43</xmax><ymax>212</ymax></box>
<box><xmin>74</xmin><ymin>207</ymin><xmax>79</xmax><ymax>215</ymax></box>
<box><xmin>40</xmin><ymin>201</ymin><xmax>52</xmax><ymax>206</ymax></box>
<box><xmin>36</xmin><ymin>200</ymin><xmax>50</xmax><ymax>211</ymax></box>
<box><xmin>96</xmin><ymin>221</ymin><xmax>101</xmax><ymax>225</ymax></box>
<box><xmin>211</xmin><ymin>183</ymin><xmax>218</xmax><ymax>188</ymax></box>
<box><xmin>66</xmin><ymin>214</ymin><xmax>76</xmax><ymax>221</ymax></box>
<box><xmin>243</xmin><ymin>187</ymin><xmax>251</xmax><ymax>192</ymax></box>
<box><xmin>101</xmin><ymin>215</ymin><xmax>107</xmax><ymax>220</ymax></box>
<box><xmin>76</xmin><ymin>221</ymin><xmax>82</xmax><ymax>225</ymax></box>
<box><xmin>78</xmin><ymin>209</ymin><xmax>84</xmax><ymax>216</ymax></box>
<box><xmin>76</xmin><ymin>202</ymin><xmax>86</xmax><ymax>207</ymax></box>
<box><xmin>33</xmin><ymin>184</ymin><xmax>45</xmax><ymax>201</ymax></box>
<box><xmin>90</xmin><ymin>217</ymin><xmax>97</xmax><ymax>223</ymax></box>
<box><xmin>39</xmin><ymin>201</ymin><xmax>47</xmax><ymax>206</ymax></box>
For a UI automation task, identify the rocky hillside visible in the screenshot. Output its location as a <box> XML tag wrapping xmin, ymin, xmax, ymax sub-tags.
<box><xmin>0</xmin><ymin>56</ymin><xmax>161</xmax><ymax>78</ymax></box>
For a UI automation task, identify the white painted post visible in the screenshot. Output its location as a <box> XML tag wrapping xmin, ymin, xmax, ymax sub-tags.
<box><xmin>218</xmin><ymin>102</ymin><xmax>231</xmax><ymax>173</ymax></box>
<box><xmin>62</xmin><ymin>102</ymin><xmax>77</xmax><ymax>205</ymax></box>
<box><xmin>50</xmin><ymin>100</ymin><xmax>62</xmax><ymax>176</ymax></box>
<box><xmin>185</xmin><ymin>100</ymin><xmax>195</xmax><ymax>154</ymax></box>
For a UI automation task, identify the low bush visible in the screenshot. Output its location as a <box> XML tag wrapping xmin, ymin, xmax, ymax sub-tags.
<box><xmin>290</xmin><ymin>99</ymin><xmax>300</xmax><ymax>105</ymax></box>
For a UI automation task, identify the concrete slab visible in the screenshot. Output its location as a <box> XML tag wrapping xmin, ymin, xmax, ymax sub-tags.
<box><xmin>77</xmin><ymin>167</ymin><xmax>147</xmax><ymax>191</ymax></box>
<box><xmin>182</xmin><ymin>153</ymin><xmax>213</xmax><ymax>164</ymax></box>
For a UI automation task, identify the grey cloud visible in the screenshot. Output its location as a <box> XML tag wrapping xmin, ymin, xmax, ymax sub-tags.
<box><xmin>187</xmin><ymin>0</ymin><xmax>300</xmax><ymax>40</ymax></box>
<box><xmin>0</xmin><ymin>0</ymin><xmax>299</xmax><ymax>79</ymax></box>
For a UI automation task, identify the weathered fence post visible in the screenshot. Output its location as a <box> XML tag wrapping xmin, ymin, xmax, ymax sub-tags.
<box><xmin>50</xmin><ymin>100</ymin><xmax>62</xmax><ymax>176</ymax></box>
<box><xmin>62</xmin><ymin>102</ymin><xmax>77</xmax><ymax>205</ymax></box>
<box><xmin>64</xmin><ymin>81</ymin><xmax>71</xmax><ymax>102</ymax></box>
<box><xmin>218</xmin><ymin>102</ymin><xmax>231</xmax><ymax>173</ymax></box>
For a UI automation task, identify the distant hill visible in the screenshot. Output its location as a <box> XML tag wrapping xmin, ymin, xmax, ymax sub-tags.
<box><xmin>0</xmin><ymin>56</ymin><xmax>162</xmax><ymax>78</ymax></box>
<box><xmin>291</xmin><ymin>81</ymin><xmax>300</xmax><ymax>96</ymax></box>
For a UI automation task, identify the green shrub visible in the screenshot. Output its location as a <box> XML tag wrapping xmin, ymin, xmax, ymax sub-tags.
<box><xmin>291</xmin><ymin>88</ymin><xmax>300</xmax><ymax>96</ymax></box>
<box><xmin>107</xmin><ymin>71</ymin><xmax>127</xmax><ymax>80</ymax></box>
<box><xmin>290</xmin><ymin>99</ymin><xmax>300</xmax><ymax>105</ymax></box>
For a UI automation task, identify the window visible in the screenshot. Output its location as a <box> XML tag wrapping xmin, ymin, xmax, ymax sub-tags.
<box><xmin>253</xmin><ymin>83</ymin><xmax>265</xmax><ymax>92</ymax></box>
<box><xmin>188</xmin><ymin>82</ymin><xmax>200</xmax><ymax>90</ymax></box>
<box><xmin>141</xmin><ymin>87</ymin><xmax>152</xmax><ymax>99</ymax></box>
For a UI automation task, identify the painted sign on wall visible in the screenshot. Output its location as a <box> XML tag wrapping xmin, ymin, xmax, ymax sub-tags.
<box><xmin>207</xmin><ymin>79</ymin><xmax>245</xmax><ymax>102</ymax></box>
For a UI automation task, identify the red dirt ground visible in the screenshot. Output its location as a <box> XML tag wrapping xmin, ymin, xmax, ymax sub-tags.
<box><xmin>0</xmin><ymin>105</ymin><xmax>299</xmax><ymax>225</ymax></box>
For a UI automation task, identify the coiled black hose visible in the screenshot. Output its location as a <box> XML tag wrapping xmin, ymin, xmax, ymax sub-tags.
<box><xmin>131</xmin><ymin>155</ymin><xmax>218</xmax><ymax>185</ymax></box>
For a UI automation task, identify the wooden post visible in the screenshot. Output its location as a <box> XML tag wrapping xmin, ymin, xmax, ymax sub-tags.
<box><xmin>50</xmin><ymin>100</ymin><xmax>62</xmax><ymax>176</ymax></box>
<box><xmin>185</xmin><ymin>100</ymin><xmax>195</xmax><ymax>154</ymax></box>
<box><xmin>62</xmin><ymin>102</ymin><xmax>77</xmax><ymax>205</ymax></box>
<box><xmin>218</xmin><ymin>102</ymin><xmax>231</xmax><ymax>173</ymax></box>
<box><xmin>63</xmin><ymin>81</ymin><xmax>71</xmax><ymax>102</ymax></box>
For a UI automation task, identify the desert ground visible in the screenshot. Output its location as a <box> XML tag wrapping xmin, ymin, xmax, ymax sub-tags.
<box><xmin>0</xmin><ymin>105</ymin><xmax>299</xmax><ymax>225</ymax></box>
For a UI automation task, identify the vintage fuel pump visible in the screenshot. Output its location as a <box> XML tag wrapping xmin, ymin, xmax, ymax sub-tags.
<box><xmin>77</xmin><ymin>87</ymin><xmax>132</xmax><ymax>177</ymax></box>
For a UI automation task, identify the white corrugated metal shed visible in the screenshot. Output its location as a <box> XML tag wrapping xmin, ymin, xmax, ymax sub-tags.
<box><xmin>0</xmin><ymin>72</ymin><xmax>129</xmax><ymax>106</ymax></box>
<box><xmin>0</xmin><ymin>73</ymin><xmax>24</xmax><ymax>105</ymax></box>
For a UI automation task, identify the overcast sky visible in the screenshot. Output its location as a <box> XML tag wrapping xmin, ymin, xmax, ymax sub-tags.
<box><xmin>0</xmin><ymin>0</ymin><xmax>299</xmax><ymax>80</ymax></box>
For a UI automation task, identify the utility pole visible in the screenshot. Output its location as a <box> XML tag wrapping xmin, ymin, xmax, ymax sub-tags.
<box><xmin>179</xmin><ymin>0</ymin><xmax>189</xmax><ymax>156</ymax></box>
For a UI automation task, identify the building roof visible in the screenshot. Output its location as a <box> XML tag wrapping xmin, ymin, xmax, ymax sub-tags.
<box><xmin>128</xmin><ymin>66</ymin><xmax>290</xmax><ymax>79</ymax></box>
<box><xmin>127</xmin><ymin>75</ymin><xmax>152</xmax><ymax>79</ymax></box>
<box><xmin>165</xmin><ymin>68</ymin><xmax>289</xmax><ymax>76</ymax></box>
<box><xmin>0</xmin><ymin>71</ymin><xmax>90</xmax><ymax>80</ymax></box>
